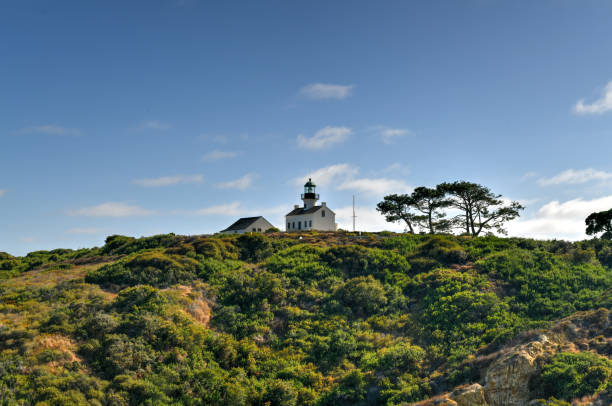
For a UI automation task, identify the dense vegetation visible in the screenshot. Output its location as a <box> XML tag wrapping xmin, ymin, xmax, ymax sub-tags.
<box><xmin>1</xmin><ymin>231</ymin><xmax>611</xmax><ymax>405</ymax></box>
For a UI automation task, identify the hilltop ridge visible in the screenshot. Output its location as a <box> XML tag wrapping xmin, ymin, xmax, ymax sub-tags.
<box><xmin>1</xmin><ymin>231</ymin><xmax>612</xmax><ymax>405</ymax></box>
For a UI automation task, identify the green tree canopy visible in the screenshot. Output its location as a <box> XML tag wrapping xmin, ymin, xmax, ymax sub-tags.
<box><xmin>439</xmin><ymin>181</ymin><xmax>524</xmax><ymax>236</ymax></box>
<box><xmin>376</xmin><ymin>193</ymin><xmax>419</xmax><ymax>233</ymax></box>
<box><xmin>585</xmin><ymin>209</ymin><xmax>612</xmax><ymax>240</ymax></box>
<box><xmin>411</xmin><ymin>186</ymin><xmax>452</xmax><ymax>234</ymax></box>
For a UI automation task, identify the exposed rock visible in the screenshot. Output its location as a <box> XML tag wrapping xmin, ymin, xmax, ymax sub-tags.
<box><xmin>417</xmin><ymin>309</ymin><xmax>612</xmax><ymax>406</ymax></box>
<box><xmin>450</xmin><ymin>383</ymin><xmax>488</xmax><ymax>406</ymax></box>
<box><xmin>431</xmin><ymin>398</ymin><xmax>458</xmax><ymax>406</ymax></box>
<box><xmin>484</xmin><ymin>334</ymin><xmax>559</xmax><ymax>406</ymax></box>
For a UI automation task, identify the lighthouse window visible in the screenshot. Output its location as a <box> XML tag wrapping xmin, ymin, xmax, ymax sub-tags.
<box><xmin>298</xmin><ymin>221</ymin><xmax>302</xmax><ymax>229</ymax></box>
<box><xmin>309</xmin><ymin>220</ymin><xmax>312</xmax><ymax>227</ymax></box>
<box><xmin>287</xmin><ymin>223</ymin><xmax>290</xmax><ymax>229</ymax></box>
<box><xmin>321</xmin><ymin>210</ymin><xmax>326</xmax><ymax>217</ymax></box>
<box><xmin>292</xmin><ymin>222</ymin><xmax>295</xmax><ymax>229</ymax></box>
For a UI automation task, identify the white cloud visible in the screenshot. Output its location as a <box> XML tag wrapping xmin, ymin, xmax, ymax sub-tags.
<box><xmin>202</xmin><ymin>149</ymin><xmax>240</xmax><ymax>161</ymax></box>
<box><xmin>133</xmin><ymin>174</ymin><xmax>204</xmax><ymax>187</ymax></box>
<box><xmin>66</xmin><ymin>228</ymin><xmax>106</xmax><ymax>234</ymax></box>
<box><xmin>335</xmin><ymin>206</ymin><xmax>405</xmax><ymax>232</ymax></box>
<box><xmin>14</xmin><ymin>125</ymin><xmax>81</xmax><ymax>136</ymax></box>
<box><xmin>508</xmin><ymin>195</ymin><xmax>612</xmax><ymax>240</ymax></box>
<box><xmin>295</xmin><ymin>163</ymin><xmax>411</xmax><ymax>197</ymax></box>
<box><xmin>216</xmin><ymin>174</ymin><xmax>256</xmax><ymax>190</ymax></box>
<box><xmin>338</xmin><ymin>178</ymin><xmax>412</xmax><ymax>196</ymax></box>
<box><xmin>297</xmin><ymin>126</ymin><xmax>351</xmax><ymax>150</ymax></box>
<box><xmin>294</xmin><ymin>164</ymin><xmax>359</xmax><ymax>187</ymax></box>
<box><xmin>0</xmin><ymin>190</ymin><xmax>6</xmax><ymax>198</ymax></box>
<box><xmin>538</xmin><ymin>168</ymin><xmax>612</xmax><ymax>186</ymax></box>
<box><xmin>139</xmin><ymin>120</ymin><xmax>170</xmax><ymax>130</ymax></box>
<box><xmin>299</xmin><ymin>83</ymin><xmax>354</xmax><ymax>100</ymax></box>
<box><xmin>574</xmin><ymin>81</ymin><xmax>612</xmax><ymax>114</ymax></box>
<box><xmin>372</xmin><ymin>126</ymin><xmax>412</xmax><ymax>144</ymax></box>
<box><xmin>69</xmin><ymin>202</ymin><xmax>155</xmax><ymax>217</ymax></box>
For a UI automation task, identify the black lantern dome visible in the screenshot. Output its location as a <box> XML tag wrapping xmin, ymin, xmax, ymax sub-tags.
<box><xmin>301</xmin><ymin>178</ymin><xmax>319</xmax><ymax>200</ymax></box>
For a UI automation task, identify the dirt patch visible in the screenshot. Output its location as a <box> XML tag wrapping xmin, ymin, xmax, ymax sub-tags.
<box><xmin>186</xmin><ymin>299</ymin><xmax>212</xmax><ymax>327</ymax></box>
<box><xmin>167</xmin><ymin>285</ymin><xmax>213</xmax><ymax>327</ymax></box>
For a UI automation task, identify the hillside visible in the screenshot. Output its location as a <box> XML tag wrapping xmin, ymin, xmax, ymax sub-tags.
<box><xmin>1</xmin><ymin>232</ymin><xmax>612</xmax><ymax>405</ymax></box>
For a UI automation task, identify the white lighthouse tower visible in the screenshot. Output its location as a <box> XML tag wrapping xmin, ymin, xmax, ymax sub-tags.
<box><xmin>285</xmin><ymin>178</ymin><xmax>336</xmax><ymax>231</ymax></box>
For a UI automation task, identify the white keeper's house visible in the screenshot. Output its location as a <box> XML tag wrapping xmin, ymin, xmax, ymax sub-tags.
<box><xmin>286</xmin><ymin>178</ymin><xmax>336</xmax><ymax>232</ymax></box>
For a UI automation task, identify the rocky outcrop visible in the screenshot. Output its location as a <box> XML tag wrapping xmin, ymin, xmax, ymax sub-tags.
<box><xmin>418</xmin><ymin>309</ymin><xmax>612</xmax><ymax>406</ymax></box>
<box><xmin>450</xmin><ymin>383</ymin><xmax>487</xmax><ymax>406</ymax></box>
<box><xmin>483</xmin><ymin>334</ymin><xmax>559</xmax><ymax>406</ymax></box>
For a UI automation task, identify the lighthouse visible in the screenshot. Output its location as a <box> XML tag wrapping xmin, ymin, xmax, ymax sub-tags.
<box><xmin>302</xmin><ymin>178</ymin><xmax>319</xmax><ymax>209</ymax></box>
<box><xmin>285</xmin><ymin>178</ymin><xmax>337</xmax><ymax>231</ymax></box>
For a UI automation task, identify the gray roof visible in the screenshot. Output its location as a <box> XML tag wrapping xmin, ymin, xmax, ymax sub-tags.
<box><xmin>286</xmin><ymin>206</ymin><xmax>326</xmax><ymax>216</ymax></box>
<box><xmin>221</xmin><ymin>216</ymin><xmax>263</xmax><ymax>232</ymax></box>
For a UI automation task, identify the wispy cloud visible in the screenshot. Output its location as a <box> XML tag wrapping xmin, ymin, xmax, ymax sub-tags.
<box><xmin>216</xmin><ymin>174</ymin><xmax>256</xmax><ymax>190</ymax></box>
<box><xmin>0</xmin><ymin>190</ymin><xmax>6</xmax><ymax>198</ymax></box>
<box><xmin>66</xmin><ymin>227</ymin><xmax>106</xmax><ymax>234</ymax></box>
<box><xmin>13</xmin><ymin>125</ymin><xmax>82</xmax><ymax>136</ymax></box>
<box><xmin>338</xmin><ymin>178</ymin><xmax>412</xmax><ymax>196</ymax></box>
<box><xmin>297</xmin><ymin>126</ymin><xmax>351</xmax><ymax>150</ymax></box>
<box><xmin>295</xmin><ymin>163</ymin><xmax>411</xmax><ymax>196</ymax></box>
<box><xmin>133</xmin><ymin>174</ymin><xmax>204</xmax><ymax>187</ymax></box>
<box><xmin>202</xmin><ymin>149</ymin><xmax>240</xmax><ymax>162</ymax></box>
<box><xmin>508</xmin><ymin>195</ymin><xmax>612</xmax><ymax>240</ymax></box>
<box><xmin>294</xmin><ymin>164</ymin><xmax>359</xmax><ymax>188</ymax></box>
<box><xmin>139</xmin><ymin>120</ymin><xmax>171</xmax><ymax>130</ymax></box>
<box><xmin>574</xmin><ymin>81</ymin><xmax>612</xmax><ymax>115</ymax></box>
<box><xmin>299</xmin><ymin>83</ymin><xmax>354</xmax><ymax>100</ymax></box>
<box><xmin>538</xmin><ymin>168</ymin><xmax>612</xmax><ymax>186</ymax></box>
<box><xmin>69</xmin><ymin>202</ymin><xmax>155</xmax><ymax>217</ymax></box>
<box><xmin>372</xmin><ymin>126</ymin><xmax>412</xmax><ymax>144</ymax></box>
<box><xmin>335</xmin><ymin>205</ymin><xmax>405</xmax><ymax>232</ymax></box>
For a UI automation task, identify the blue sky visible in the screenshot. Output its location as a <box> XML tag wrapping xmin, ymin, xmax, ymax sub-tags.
<box><xmin>2</xmin><ymin>1</ymin><xmax>612</xmax><ymax>255</ymax></box>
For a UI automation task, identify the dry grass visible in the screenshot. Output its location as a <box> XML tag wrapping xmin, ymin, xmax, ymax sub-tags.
<box><xmin>0</xmin><ymin>262</ymin><xmax>115</xmax><ymax>329</ymax></box>
<box><xmin>165</xmin><ymin>284</ymin><xmax>213</xmax><ymax>327</ymax></box>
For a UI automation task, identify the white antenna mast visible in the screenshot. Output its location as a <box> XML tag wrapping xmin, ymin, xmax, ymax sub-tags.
<box><xmin>352</xmin><ymin>195</ymin><xmax>357</xmax><ymax>232</ymax></box>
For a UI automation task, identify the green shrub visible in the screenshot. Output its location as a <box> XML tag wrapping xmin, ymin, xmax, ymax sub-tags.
<box><xmin>112</xmin><ymin>285</ymin><xmax>168</xmax><ymax>314</ymax></box>
<box><xmin>413</xmin><ymin>235</ymin><xmax>468</xmax><ymax>265</ymax></box>
<box><xmin>476</xmin><ymin>249</ymin><xmax>612</xmax><ymax>319</ymax></box>
<box><xmin>323</xmin><ymin>245</ymin><xmax>410</xmax><ymax>280</ymax></box>
<box><xmin>236</xmin><ymin>234</ymin><xmax>273</xmax><ymax>263</ymax></box>
<box><xmin>194</xmin><ymin>237</ymin><xmax>239</xmax><ymax>260</ymax></box>
<box><xmin>102</xmin><ymin>234</ymin><xmax>178</xmax><ymax>255</ymax></box>
<box><xmin>336</xmin><ymin>276</ymin><xmax>387</xmax><ymax>317</ymax></box>
<box><xmin>86</xmin><ymin>251</ymin><xmax>203</xmax><ymax>288</ymax></box>
<box><xmin>532</xmin><ymin>352</ymin><xmax>612</xmax><ymax>400</ymax></box>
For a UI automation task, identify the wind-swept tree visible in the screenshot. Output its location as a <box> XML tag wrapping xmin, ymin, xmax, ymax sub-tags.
<box><xmin>376</xmin><ymin>194</ymin><xmax>418</xmax><ymax>233</ymax></box>
<box><xmin>439</xmin><ymin>181</ymin><xmax>524</xmax><ymax>236</ymax></box>
<box><xmin>411</xmin><ymin>186</ymin><xmax>452</xmax><ymax>234</ymax></box>
<box><xmin>377</xmin><ymin>187</ymin><xmax>452</xmax><ymax>234</ymax></box>
<box><xmin>586</xmin><ymin>209</ymin><xmax>612</xmax><ymax>240</ymax></box>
